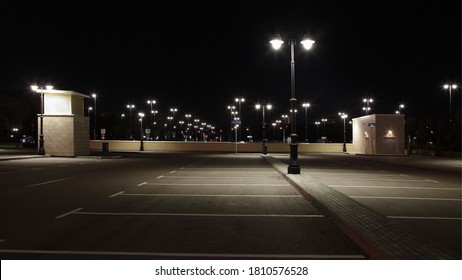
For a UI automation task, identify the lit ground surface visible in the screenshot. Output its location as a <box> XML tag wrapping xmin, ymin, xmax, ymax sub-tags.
<box><xmin>0</xmin><ymin>153</ymin><xmax>364</xmax><ymax>259</ymax></box>
<box><xmin>274</xmin><ymin>153</ymin><xmax>461</xmax><ymax>258</ymax></box>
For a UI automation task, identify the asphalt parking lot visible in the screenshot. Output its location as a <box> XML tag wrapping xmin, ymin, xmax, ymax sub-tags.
<box><xmin>273</xmin><ymin>153</ymin><xmax>461</xmax><ymax>258</ymax></box>
<box><xmin>0</xmin><ymin>152</ymin><xmax>364</xmax><ymax>259</ymax></box>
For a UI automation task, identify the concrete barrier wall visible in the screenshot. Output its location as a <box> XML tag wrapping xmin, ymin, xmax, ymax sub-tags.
<box><xmin>90</xmin><ymin>140</ymin><xmax>353</xmax><ymax>153</ymax></box>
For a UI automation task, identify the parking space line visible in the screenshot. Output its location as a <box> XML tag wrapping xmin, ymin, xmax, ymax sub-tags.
<box><xmin>73</xmin><ymin>211</ymin><xmax>324</xmax><ymax>218</ymax></box>
<box><xmin>158</xmin><ymin>176</ymin><xmax>281</xmax><ymax>179</ymax></box>
<box><xmin>118</xmin><ymin>193</ymin><xmax>302</xmax><ymax>198</ymax></box>
<box><xmin>350</xmin><ymin>196</ymin><xmax>461</xmax><ymax>201</ymax></box>
<box><xmin>24</xmin><ymin>177</ymin><xmax>73</xmax><ymax>188</ymax></box>
<box><xmin>109</xmin><ymin>191</ymin><xmax>125</xmax><ymax>198</ymax></box>
<box><xmin>330</xmin><ymin>185</ymin><xmax>460</xmax><ymax>191</ymax></box>
<box><xmin>318</xmin><ymin>178</ymin><xmax>439</xmax><ymax>182</ymax></box>
<box><xmin>156</xmin><ymin>175</ymin><xmax>164</xmax><ymax>179</ymax></box>
<box><xmin>56</xmin><ymin>208</ymin><xmax>83</xmax><ymax>219</ymax></box>
<box><xmin>144</xmin><ymin>183</ymin><xmax>290</xmax><ymax>186</ymax></box>
<box><xmin>388</xmin><ymin>216</ymin><xmax>462</xmax><ymax>220</ymax></box>
<box><xmin>0</xmin><ymin>249</ymin><xmax>365</xmax><ymax>259</ymax></box>
<box><xmin>177</xmin><ymin>171</ymin><xmax>275</xmax><ymax>174</ymax></box>
<box><xmin>137</xmin><ymin>182</ymin><xmax>147</xmax><ymax>186</ymax></box>
<box><xmin>170</xmin><ymin>171</ymin><xmax>176</xmax><ymax>174</ymax></box>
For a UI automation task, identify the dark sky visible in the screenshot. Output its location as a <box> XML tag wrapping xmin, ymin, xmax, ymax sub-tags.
<box><xmin>2</xmin><ymin>1</ymin><xmax>461</xmax><ymax>129</ymax></box>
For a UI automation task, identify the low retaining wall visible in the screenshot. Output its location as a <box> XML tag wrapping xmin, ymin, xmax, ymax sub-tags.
<box><xmin>90</xmin><ymin>140</ymin><xmax>353</xmax><ymax>153</ymax></box>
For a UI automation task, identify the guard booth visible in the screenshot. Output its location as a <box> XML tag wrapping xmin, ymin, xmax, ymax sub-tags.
<box><xmin>352</xmin><ymin>114</ymin><xmax>405</xmax><ymax>155</ymax></box>
<box><xmin>38</xmin><ymin>90</ymin><xmax>90</xmax><ymax>156</ymax></box>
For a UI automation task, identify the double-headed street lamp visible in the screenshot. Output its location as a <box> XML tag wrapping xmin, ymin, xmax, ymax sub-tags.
<box><xmin>126</xmin><ymin>104</ymin><xmax>135</xmax><ymax>139</ymax></box>
<box><xmin>235</xmin><ymin>98</ymin><xmax>245</xmax><ymax>141</ymax></box>
<box><xmin>302</xmin><ymin>102</ymin><xmax>310</xmax><ymax>142</ymax></box>
<box><xmin>31</xmin><ymin>84</ymin><xmax>53</xmax><ymax>155</ymax></box>
<box><xmin>362</xmin><ymin>98</ymin><xmax>373</xmax><ymax>115</ymax></box>
<box><xmin>338</xmin><ymin>112</ymin><xmax>348</xmax><ymax>152</ymax></box>
<box><xmin>443</xmin><ymin>84</ymin><xmax>458</xmax><ymax>150</ymax></box>
<box><xmin>147</xmin><ymin>99</ymin><xmax>156</xmax><ymax>129</ymax></box>
<box><xmin>395</xmin><ymin>104</ymin><xmax>405</xmax><ymax>114</ymax></box>
<box><xmin>255</xmin><ymin>104</ymin><xmax>272</xmax><ymax>155</ymax></box>
<box><xmin>271</xmin><ymin>34</ymin><xmax>315</xmax><ymax>174</ymax></box>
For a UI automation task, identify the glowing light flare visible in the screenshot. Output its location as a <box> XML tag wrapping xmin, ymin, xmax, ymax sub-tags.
<box><xmin>270</xmin><ymin>35</ymin><xmax>284</xmax><ymax>50</ymax></box>
<box><xmin>301</xmin><ymin>36</ymin><xmax>315</xmax><ymax>50</ymax></box>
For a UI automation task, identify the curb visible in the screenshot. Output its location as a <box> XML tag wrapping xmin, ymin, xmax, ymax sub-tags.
<box><xmin>262</xmin><ymin>155</ymin><xmax>457</xmax><ymax>259</ymax></box>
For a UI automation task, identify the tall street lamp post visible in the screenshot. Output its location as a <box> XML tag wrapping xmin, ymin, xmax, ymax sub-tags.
<box><xmin>138</xmin><ymin>112</ymin><xmax>145</xmax><ymax>151</ymax></box>
<box><xmin>338</xmin><ymin>112</ymin><xmax>348</xmax><ymax>152</ymax></box>
<box><xmin>255</xmin><ymin>104</ymin><xmax>272</xmax><ymax>155</ymax></box>
<box><xmin>126</xmin><ymin>104</ymin><xmax>135</xmax><ymax>139</ymax></box>
<box><xmin>271</xmin><ymin>34</ymin><xmax>314</xmax><ymax>174</ymax></box>
<box><xmin>444</xmin><ymin>84</ymin><xmax>458</xmax><ymax>150</ymax></box>
<box><xmin>31</xmin><ymin>84</ymin><xmax>53</xmax><ymax>155</ymax></box>
<box><xmin>91</xmin><ymin>93</ymin><xmax>97</xmax><ymax>140</ymax></box>
<box><xmin>314</xmin><ymin>121</ymin><xmax>320</xmax><ymax>140</ymax></box>
<box><xmin>302</xmin><ymin>102</ymin><xmax>310</xmax><ymax>142</ymax></box>
<box><xmin>362</xmin><ymin>98</ymin><xmax>373</xmax><ymax>115</ymax></box>
<box><xmin>147</xmin><ymin>99</ymin><xmax>156</xmax><ymax>130</ymax></box>
<box><xmin>235</xmin><ymin>98</ymin><xmax>245</xmax><ymax>142</ymax></box>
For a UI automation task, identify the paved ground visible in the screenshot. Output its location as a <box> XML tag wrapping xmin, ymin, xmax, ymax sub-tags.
<box><xmin>0</xmin><ymin>152</ymin><xmax>363</xmax><ymax>259</ymax></box>
<box><xmin>0</xmin><ymin>150</ymin><xmax>459</xmax><ymax>259</ymax></box>
<box><xmin>272</xmin><ymin>153</ymin><xmax>461</xmax><ymax>258</ymax></box>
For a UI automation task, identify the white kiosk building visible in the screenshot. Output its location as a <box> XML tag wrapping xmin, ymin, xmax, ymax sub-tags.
<box><xmin>352</xmin><ymin>114</ymin><xmax>405</xmax><ymax>155</ymax></box>
<box><xmin>37</xmin><ymin>89</ymin><xmax>90</xmax><ymax>156</ymax></box>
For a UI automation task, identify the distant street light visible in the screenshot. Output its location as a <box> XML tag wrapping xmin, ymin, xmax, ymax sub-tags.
<box><xmin>120</xmin><ymin>113</ymin><xmax>125</xmax><ymax>139</ymax></box>
<box><xmin>138</xmin><ymin>112</ymin><xmax>145</xmax><ymax>151</ymax></box>
<box><xmin>126</xmin><ymin>104</ymin><xmax>135</xmax><ymax>139</ymax></box>
<box><xmin>314</xmin><ymin>121</ymin><xmax>320</xmax><ymax>140</ymax></box>
<box><xmin>255</xmin><ymin>104</ymin><xmax>272</xmax><ymax>155</ymax></box>
<box><xmin>30</xmin><ymin>84</ymin><xmax>53</xmax><ymax>155</ymax></box>
<box><xmin>395</xmin><ymin>104</ymin><xmax>405</xmax><ymax>114</ymax></box>
<box><xmin>338</xmin><ymin>112</ymin><xmax>348</xmax><ymax>152</ymax></box>
<box><xmin>443</xmin><ymin>84</ymin><xmax>458</xmax><ymax>150</ymax></box>
<box><xmin>147</xmin><ymin>99</ymin><xmax>156</xmax><ymax>129</ymax></box>
<box><xmin>362</xmin><ymin>98</ymin><xmax>373</xmax><ymax>115</ymax></box>
<box><xmin>235</xmin><ymin>97</ymin><xmax>245</xmax><ymax>141</ymax></box>
<box><xmin>91</xmin><ymin>93</ymin><xmax>97</xmax><ymax>140</ymax></box>
<box><xmin>271</xmin><ymin>34</ymin><xmax>314</xmax><ymax>174</ymax></box>
<box><xmin>321</xmin><ymin>118</ymin><xmax>328</xmax><ymax>138</ymax></box>
<box><xmin>302</xmin><ymin>102</ymin><xmax>310</xmax><ymax>142</ymax></box>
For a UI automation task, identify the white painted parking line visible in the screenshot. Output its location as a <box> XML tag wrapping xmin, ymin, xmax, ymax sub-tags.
<box><xmin>159</xmin><ymin>176</ymin><xmax>281</xmax><ymax>179</ymax></box>
<box><xmin>318</xmin><ymin>178</ymin><xmax>439</xmax><ymax>183</ymax></box>
<box><xmin>118</xmin><ymin>193</ymin><xmax>302</xmax><ymax>198</ymax></box>
<box><xmin>109</xmin><ymin>191</ymin><xmax>125</xmax><ymax>198</ymax></box>
<box><xmin>330</xmin><ymin>185</ymin><xmax>460</xmax><ymax>191</ymax></box>
<box><xmin>388</xmin><ymin>216</ymin><xmax>462</xmax><ymax>220</ymax></box>
<box><xmin>72</xmin><ymin>211</ymin><xmax>324</xmax><ymax>218</ymax></box>
<box><xmin>350</xmin><ymin>196</ymin><xmax>461</xmax><ymax>201</ymax></box>
<box><xmin>0</xmin><ymin>249</ymin><xmax>365</xmax><ymax>259</ymax></box>
<box><xmin>177</xmin><ymin>171</ymin><xmax>275</xmax><ymax>174</ymax></box>
<box><xmin>170</xmin><ymin>170</ymin><xmax>176</xmax><ymax>174</ymax></box>
<box><xmin>308</xmin><ymin>172</ymin><xmax>409</xmax><ymax>177</ymax></box>
<box><xmin>55</xmin><ymin>208</ymin><xmax>83</xmax><ymax>219</ymax></box>
<box><xmin>137</xmin><ymin>182</ymin><xmax>147</xmax><ymax>186</ymax></box>
<box><xmin>145</xmin><ymin>183</ymin><xmax>290</xmax><ymax>187</ymax></box>
<box><xmin>24</xmin><ymin>177</ymin><xmax>73</xmax><ymax>188</ymax></box>
<box><xmin>156</xmin><ymin>175</ymin><xmax>164</xmax><ymax>179</ymax></box>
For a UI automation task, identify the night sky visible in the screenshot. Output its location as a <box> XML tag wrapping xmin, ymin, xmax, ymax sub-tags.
<box><xmin>3</xmin><ymin>1</ymin><xmax>461</xmax><ymax>132</ymax></box>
